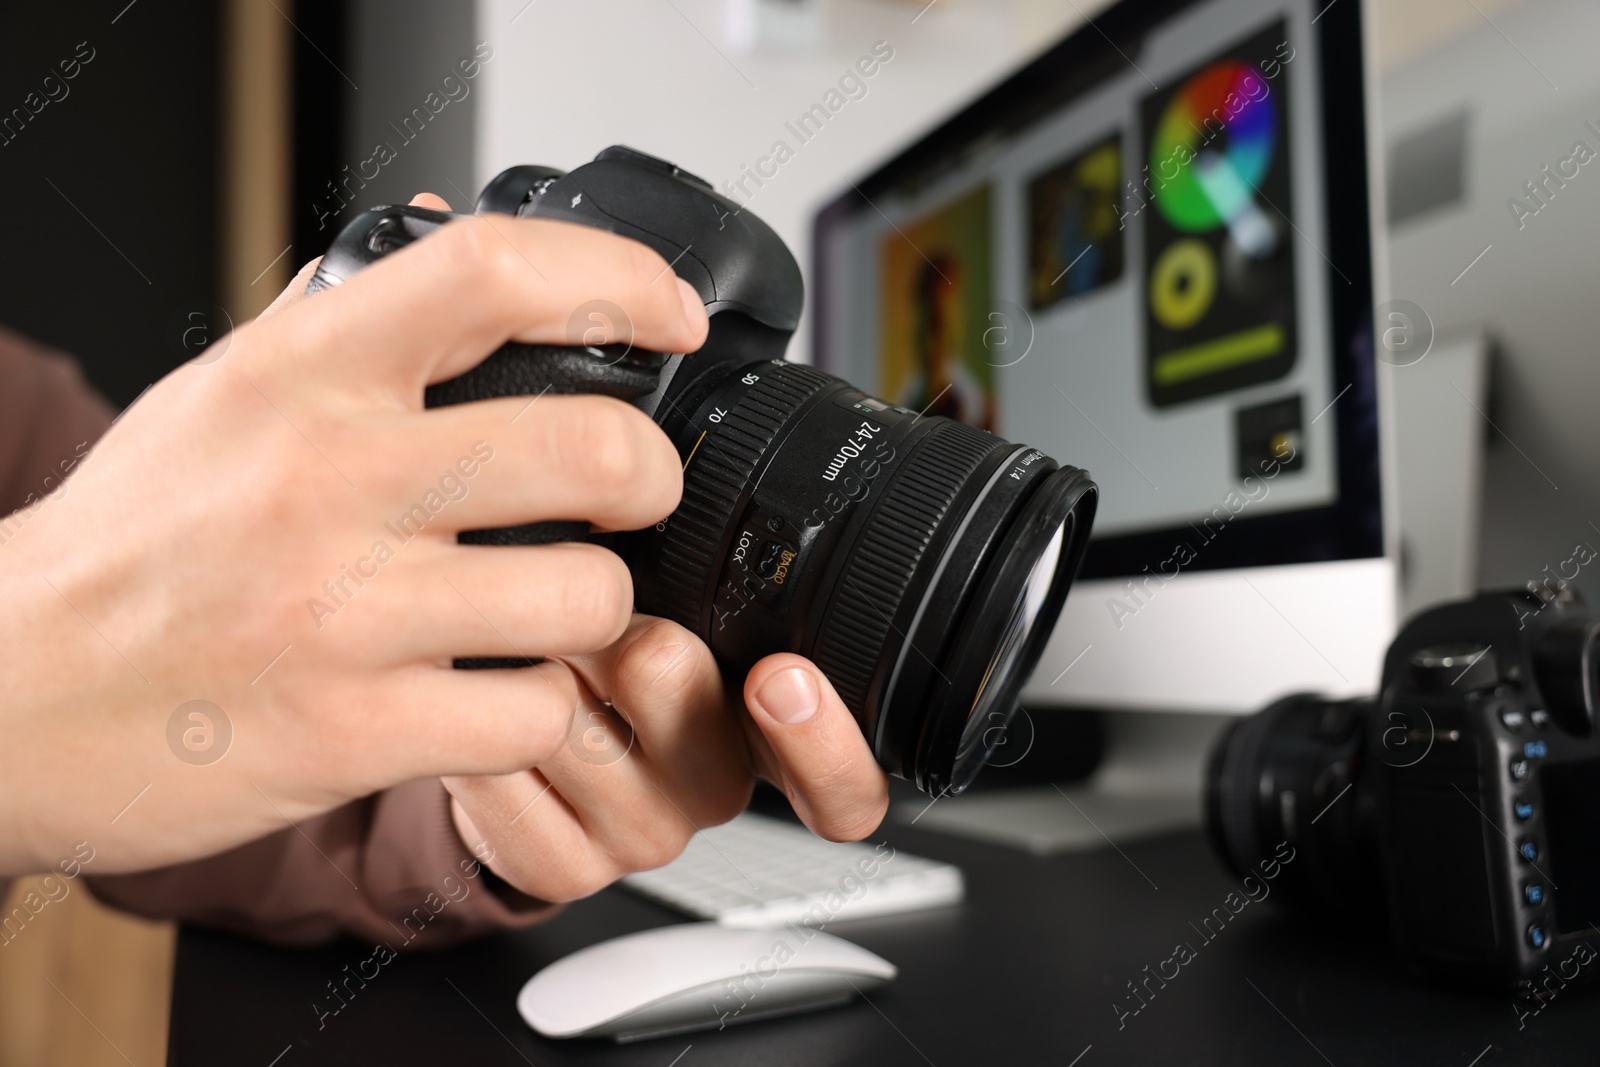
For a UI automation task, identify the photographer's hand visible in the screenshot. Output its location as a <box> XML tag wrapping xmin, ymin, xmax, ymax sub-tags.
<box><xmin>0</xmin><ymin>203</ymin><xmax>708</xmax><ymax>876</ymax></box>
<box><xmin>443</xmin><ymin>616</ymin><xmax>891</xmax><ymax>903</ymax></box>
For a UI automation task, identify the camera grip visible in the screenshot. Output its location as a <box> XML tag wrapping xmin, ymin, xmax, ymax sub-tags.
<box><xmin>427</xmin><ymin>342</ymin><xmax>662</xmax><ymax>670</ymax></box>
<box><xmin>426</xmin><ymin>341</ymin><xmax>662</xmax><ymax>549</ymax></box>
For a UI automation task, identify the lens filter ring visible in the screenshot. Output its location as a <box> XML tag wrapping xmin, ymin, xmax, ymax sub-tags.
<box><xmin>913</xmin><ymin>462</ymin><xmax>1096</xmax><ymax>794</ymax></box>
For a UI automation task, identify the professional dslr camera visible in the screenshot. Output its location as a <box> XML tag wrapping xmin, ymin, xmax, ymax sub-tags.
<box><xmin>309</xmin><ymin>146</ymin><xmax>1098</xmax><ymax>797</ymax></box>
<box><xmin>1207</xmin><ymin>586</ymin><xmax>1600</xmax><ymax>992</ymax></box>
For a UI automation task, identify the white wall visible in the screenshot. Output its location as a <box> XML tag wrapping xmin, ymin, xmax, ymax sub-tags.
<box><xmin>1370</xmin><ymin>0</ymin><xmax>1536</xmax><ymax>70</ymax></box>
<box><xmin>474</xmin><ymin>0</ymin><xmax>1089</xmax><ymax>357</ymax></box>
<box><xmin>1381</xmin><ymin>0</ymin><xmax>1600</xmax><ymax>603</ymax></box>
<box><xmin>343</xmin><ymin>1</ymin><xmax>479</xmax><ymax>223</ymax></box>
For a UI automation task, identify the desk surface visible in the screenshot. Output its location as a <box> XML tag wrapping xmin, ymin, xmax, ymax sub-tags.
<box><xmin>169</xmin><ymin>822</ymin><xmax>1594</xmax><ymax>1066</ymax></box>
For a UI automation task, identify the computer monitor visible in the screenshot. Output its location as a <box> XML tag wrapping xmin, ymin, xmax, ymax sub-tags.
<box><xmin>811</xmin><ymin>0</ymin><xmax>1394</xmax><ymax>716</ymax></box>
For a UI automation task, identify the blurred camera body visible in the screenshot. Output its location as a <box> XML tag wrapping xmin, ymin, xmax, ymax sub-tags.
<box><xmin>1208</xmin><ymin>588</ymin><xmax>1600</xmax><ymax>991</ymax></box>
<box><xmin>1372</xmin><ymin>588</ymin><xmax>1599</xmax><ymax>988</ymax></box>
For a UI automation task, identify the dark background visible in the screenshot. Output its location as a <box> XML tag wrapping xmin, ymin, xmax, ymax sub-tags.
<box><xmin>0</xmin><ymin>0</ymin><xmax>354</xmax><ymax>410</ymax></box>
<box><xmin>0</xmin><ymin>1</ymin><xmax>221</xmax><ymax>408</ymax></box>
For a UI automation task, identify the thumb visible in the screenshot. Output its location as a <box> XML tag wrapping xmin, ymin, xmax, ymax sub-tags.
<box><xmin>743</xmin><ymin>654</ymin><xmax>889</xmax><ymax>841</ymax></box>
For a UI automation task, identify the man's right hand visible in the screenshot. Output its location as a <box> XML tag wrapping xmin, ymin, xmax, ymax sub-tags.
<box><xmin>0</xmin><ymin>208</ymin><xmax>707</xmax><ymax>877</ymax></box>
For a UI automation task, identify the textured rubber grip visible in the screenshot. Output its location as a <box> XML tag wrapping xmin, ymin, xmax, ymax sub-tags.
<box><xmin>425</xmin><ymin>341</ymin><xmax>664</xmax><ymax>668</ymax></box>
<box><xmin>423</xmin><ymin>342</ymin><xmax>662</xmax><ymax>409</ymax></box>
<box><xmin>425</xmin><ymin>341</ymin><xmax>662</xmax><ymax>554</ymax></box>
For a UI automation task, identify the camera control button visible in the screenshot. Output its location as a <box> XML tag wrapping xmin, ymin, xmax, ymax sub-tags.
<box><xmin>1528</xmin><ymin>923</ymin><xmax>1549</xmax><ymax>950</ymax></box>
<box><xmin>1525</xmin><ymin>883</ymin><xmax>1546</xmax><ymax>906</ymax></box>
<box><xmin>1515</xmin><ymin>799</ymin><xmax>1536</xmax><ymax>821</ymax></box>
<box><xmin>1519</xmin><ymin>839</ymin><xmax>1540</xmax><ymax>863</ymax></box>
<box><xmin>1511</xmin><ymin>759</ymin><xmax>1530</xmax><ymax>781</ymax></box>
<box><xmin>1500</xmin><ymin>707</ymin><xmax>1527</xmax><ymax>732</ymax></box>
<box><xmin>1530</xmin><ymin>708</ymin><xmax>1551</xmax><ymax>728</ymax></box>
<box><xmin>1524</xmin><ymin>739</ymin><xmax>1550</xmax><ymax>760</ymax></box>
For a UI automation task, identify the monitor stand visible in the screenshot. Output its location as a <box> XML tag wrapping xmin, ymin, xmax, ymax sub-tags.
<box><xmin>894</xmin><ymin>710</ymin><xmax>1229</xmax><ymax>855</ymax></box>
<box><xmin>1389</xmin><ymin>329</ymin><xmax>1490</xmax><ymax>618</ymax></box>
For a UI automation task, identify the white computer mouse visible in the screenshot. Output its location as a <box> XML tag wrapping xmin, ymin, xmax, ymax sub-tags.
<box><xmin>517</xmin><ymin>922</ymin><xmax>897</xmax><ymax>1042</ymax></box>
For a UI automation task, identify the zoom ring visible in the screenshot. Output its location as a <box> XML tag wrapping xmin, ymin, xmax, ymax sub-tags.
<box><xmin>811</xmin><ymin>420</ymin><xmax>999</xmax><ymax>715</ymax></box>
<box><xmin>653</xmin><ymin>362</ymin><xmax>833</xmax><ymax>633</ymax></box>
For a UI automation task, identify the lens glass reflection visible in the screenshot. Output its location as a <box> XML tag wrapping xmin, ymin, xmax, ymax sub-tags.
<box><xmin>951</xmin><ymin>519</ymin><xmax>1068</xmax><ymax>777</ymax></box>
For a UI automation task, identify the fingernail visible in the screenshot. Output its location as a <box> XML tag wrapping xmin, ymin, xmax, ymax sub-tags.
<box><xmin>754</xmin><ymin>668</ymin><xmax>820</xmax><ymax>725</ymax></box>
<box><xmin>677</xmin><ymin>278</ymin><xmax>708</xmax><ymax>333</ymax></box>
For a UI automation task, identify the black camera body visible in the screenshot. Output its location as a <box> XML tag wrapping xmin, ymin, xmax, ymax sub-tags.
<box><xmin>1209</xmin><ymin>588</ymin><xmax>1600</xmax><ymax>992</ymax></box>
<box><xmin>1371</xmin><ymin>589</ymin><xmax>1600</xmax><ymax>989</ymax></box>
<box><xmin>309</xmin><ymin>147</ymin><xmax>1098</xmax><ymax>797</ymax></box>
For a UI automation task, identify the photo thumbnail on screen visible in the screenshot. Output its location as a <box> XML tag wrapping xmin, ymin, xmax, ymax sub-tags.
<box><xmin>1027</xmin><ymin>132</ymin><xmax>1126</xmax><ymax>311</ymax></box>
<box><xmin>877</xmin><ymin>184</ymin><xmax>998</xmax><ymax>431</ymax></box>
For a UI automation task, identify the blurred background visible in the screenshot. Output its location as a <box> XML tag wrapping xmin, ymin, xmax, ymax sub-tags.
<box><xmin>0</xmin><ymin>0</ymin><xmax>1580</xmax><ymax>1062</ymax></box>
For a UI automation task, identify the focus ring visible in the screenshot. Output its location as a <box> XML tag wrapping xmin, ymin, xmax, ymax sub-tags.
<box><xmin>811</xmin><ymin>420</ymin><xmax>998</xmax><ymax>715</ymax></box>
<box><xmin>652</xmin><ymin>362</ymin><xmax>833</xmax><ymax>633</ymax></box>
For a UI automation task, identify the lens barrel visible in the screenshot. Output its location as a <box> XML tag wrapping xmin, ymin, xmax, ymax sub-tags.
<box><xmin>629</xmin><ymin>353</ymin><xmax>1097</xmax><ymax>796</ymax></box>
<box><xmin>1204</xmin><ymin>694</ymin><xmax>1382</xmax><ymax>919</ymax></box>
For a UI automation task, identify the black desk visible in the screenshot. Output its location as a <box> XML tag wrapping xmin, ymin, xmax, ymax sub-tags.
<box><xmin>168</xmin><ymin>823</ymin><xmax>1594</xmax><ymax>1066</ymax></box>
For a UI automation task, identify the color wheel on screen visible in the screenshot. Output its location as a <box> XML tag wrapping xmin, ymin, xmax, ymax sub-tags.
<box><xmin>1150</xmin><ymin>61</ymin><xmax>1277</xmax><ymax>233</ymax></box>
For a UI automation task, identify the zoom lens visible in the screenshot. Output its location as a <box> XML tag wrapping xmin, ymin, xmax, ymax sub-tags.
<box><xmin>624</xmin><ymin>348</ymin><xmax>1097</xmax><ymax>796</ymax></box>
<box><xmin>1204</xmin><ymin>694</ymin><xmax>1382</xmax><ymax>918</ymax></box>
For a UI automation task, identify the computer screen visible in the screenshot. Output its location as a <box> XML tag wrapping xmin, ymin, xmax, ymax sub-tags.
<box><xmin>813</xmin><ymin>0</ymin><xmax>1392</xmax><ymax>711</ymax></box>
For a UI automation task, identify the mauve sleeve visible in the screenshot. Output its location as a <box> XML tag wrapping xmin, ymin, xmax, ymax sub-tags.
<box><xmin>0</xmin><ymin>326</ymin><xmax>556</xmax><ymax>946</ymax></box>
<box><xmin>86</xmin><ymin>779</ymin><xmax>557</xmax><ymax>948</ymax></box>
<box><xmin>0</xmin><ymin>325</ymin><xmax>114</xmax><ymax>518</ymax></box>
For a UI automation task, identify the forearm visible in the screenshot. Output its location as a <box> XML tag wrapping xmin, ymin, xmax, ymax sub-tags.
<box><xmin>0</xmin><ymin>330</ymin><xmax>116</xmax><ymax>875</ymax></box>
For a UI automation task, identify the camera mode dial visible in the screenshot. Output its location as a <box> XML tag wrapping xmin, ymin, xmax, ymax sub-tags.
<box><xmin>1407</xmin><ymin>643</ymin><xmax>1498</xmax><ymax>693</ymax></box>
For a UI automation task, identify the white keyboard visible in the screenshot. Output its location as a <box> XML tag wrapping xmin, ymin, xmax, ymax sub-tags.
<box><xmin>619</xmin><ymin>812</ymin><xmax>964</xmax><ymax>928</ymax></box>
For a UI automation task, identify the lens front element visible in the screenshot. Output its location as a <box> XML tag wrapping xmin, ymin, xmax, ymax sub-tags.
<box><xmin>955</xmin><ymin>519</ymin><xmax>1069</xmax><ymax>779</ymax></box>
